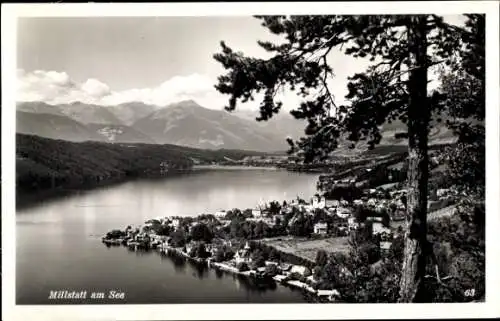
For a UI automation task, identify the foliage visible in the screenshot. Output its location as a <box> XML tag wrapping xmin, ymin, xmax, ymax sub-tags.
<box><xmin>105</xmin><ymin>229</ymin><xmax>126</xmax><ymax>239</ymax></box>
<box><xmin>170</xmin><ymin>229</ymin><xmax>187</xmax><ymax>248</ymax></box>
<box><xmin>194</xmin><ymin>243</ymin><xmax>211</xmax><ymax>259</ymax></box>
<box><xmin>16</xmin><ymin>133</ymin><xmax>270</xmax><ymax>198</ymax></box>
<box><xmin>268</xmin><ymin>201</ymin><xmax>282</xmax><ymax>215</ymax></box>
<box><xmin>190</xmin><ymin>223</ymin><xmax>214</xmax><ymax>243</ymax></box>
<box><xmin>264</xmin><ymin>264</ymin><xmax>279</xmax><ymax>276</ymax></box>
<box><xmin>321</xmin><ymin>184</ymin><xmax>363</xmax><ymax>202</ymax></box>
<box><xmin>236</xmin><ymin>262</ymin><xmax>250</xmax><ymax>272</ymax></box>
<box><xmin>213</xmin><ymin>245</ymin><xmax>235</xmax><ymax>262</ymax></box>
<box><xmin>213</xmin><ymin>14</ymin><xmax>483</xmax><ymax>302</ymax></box>
<box><xmin>439</xmin><ymin>15</ymin><xmax>485</xmax><ymax>198</ymax></box>
<box><xmin>315</xmin><ymin>249</ymin><xmax>329</xmax><ymax>267</ymax></box>
<box><xmin>288</xmin><ymin>213</ymin><xmax>314</xmax><ymax>237</ymax></box>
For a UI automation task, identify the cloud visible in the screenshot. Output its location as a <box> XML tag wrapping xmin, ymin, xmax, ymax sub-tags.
<box><xmin>17</xmin><ymin>69</ymin><xmax>238</xmax><ymax>109</ymax></box>
<box><xmin>17</xmin><ymin>69</ymin><xmax>309</xmax><ymax>111</ymax></box>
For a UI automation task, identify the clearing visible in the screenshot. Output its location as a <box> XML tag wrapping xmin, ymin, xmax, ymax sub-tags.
<box><xmin>260</xmin><ymin>236</ymin><xmax>351</xmax><ymax>262</ymax></box>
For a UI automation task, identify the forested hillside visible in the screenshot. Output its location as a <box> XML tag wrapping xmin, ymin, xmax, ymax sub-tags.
<box><xmin>16</xmin><ymin>134</ymin><xmax>269</xmax><ymax>198</ymax></box>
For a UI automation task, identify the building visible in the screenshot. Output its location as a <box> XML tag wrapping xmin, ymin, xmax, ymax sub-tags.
<box><xmin>169</xmin><ymin>219</ymin><xmax>180</xmax><ymax>230</ymax></box>
<box><xmin>380</xmin><ymin>241</ymin><xmax>392</xmax><ymax>255</ymax></box>
<box><xmin>313</xmin><ymin>222</ymin><xmax>328</xmax><ymax>235</ymax></box>
<box><xmin>317</xmin><ymin>289</ymin><xmax>341</xmax><ymax>301</ymax></box>
<box><xmin>290</xmin><ymin>265</ymin><xmax>312</xmax><ymax>277</ymax></box>
<box><xmin>372</xmin><ymin>222</ymin><xmax>392</xmax><ymax>236</ymax></box>
<box><xmin>234</xmin><ymin>242</ymin><xmax>252</xmax><ymax>265</ymax></box>
<box><xmin>325</xmin><ymin>199</ymin><xmax>340</xmax><ymax>208</ymax></box>
<box><xmin>252</xmin><ymin>209</ymin><xmax>262</xmax><ymax>218</ymax></box>
<box><xmin>336</xmin><ymin>223</ymin><xmax>349</xmax><ymax>236</ymax></box>
<box><xmin>347</xmin><ymin>217</ymin><xmax>359</xmax><ymax>231</ymax></box>
<box><xmin>375</xmin><ymin>204</ymin><xmax>387</xmax><ymax>213</ymax></box>
<box><xmin>273</xmin><ymin>214</ymin><xmax>284</xmax><ymax>226</ymax></box>
<box><xmin>336</xmin><ymin>207</ymin><xmax>351</xmax><ymax>219</ymax></box>
<box><xmin>353</xmin><ymin>199</ymin><xmax>363</xmax><ymax>206</ymax></box>
<box><xmin>312</xmin><ymin>195</ymin><xmax>326</xmax><ymax>209</ymax></box>
<box><xmin>214</xmin><ymin>210</ymin><xmax>226</xmax><ymax>218</ymax></box>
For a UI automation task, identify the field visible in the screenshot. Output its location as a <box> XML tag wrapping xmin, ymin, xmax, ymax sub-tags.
<box><xmin>261</xmin><ymin>236</ymin><xmax>351</xmax><ymax>262</ymax></box>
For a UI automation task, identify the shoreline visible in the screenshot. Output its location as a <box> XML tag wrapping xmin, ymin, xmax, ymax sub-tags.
<box><xmin>192</xmin><ymin>164</ymin><xmax>281</xmax><ymax>171</ymax></box>
<box><xmin>133</xmin><ymin>242</ymin><xmax>329</xmax><ymax>301</ymax></box>
<box><xmin>17</xmin><ymin>165</ymin><xmax>320</xmax><ymax>210</ymax></box>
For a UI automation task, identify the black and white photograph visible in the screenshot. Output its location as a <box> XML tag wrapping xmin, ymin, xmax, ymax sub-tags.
<box><xmin>2</xmin><ymin>1</ymin><xmax>499</xmax><ymax>320</ymax></box>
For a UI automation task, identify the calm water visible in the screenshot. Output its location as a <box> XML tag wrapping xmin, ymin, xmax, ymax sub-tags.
<box><xmin>16</xmin><ymin>169</ymin><xmax>321</xmax><ymax>304</ymax></box>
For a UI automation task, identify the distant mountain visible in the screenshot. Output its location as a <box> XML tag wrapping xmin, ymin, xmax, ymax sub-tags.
<box><xmin>86</xmin><ymin>123</ymin><xmax>156</xmax><ymax>144</ymax></box>
<box><xmin>56</xmin><ymin>102</ymin><xmax>123</xmax><ymax>125</ymax></box>
<box><xmin>105</xmin><ymin>102</ymin><xmax>160</xmax><ymax>126</ymax></box>
<box><xmin>17</xmin><ymin>101</ymin><xmax>122</xmax><ymax>125</ymax></box>
<box><xmin>233</xmin><ymin>109</ymin><xmax>306</xmax><ymax>140</ymax></box>
<box><xmin>17</xmin><ymin>101</ymin><xmax>64</xmax><ymax>116</ymax></box>
<box><xmin>132</xmin><ymin>100</ymin><xmax>295</xmax><ymax>151</ymax></box>
<box><xmin>16</xmin><ymin>106</ymin><xmax>157</xmax><ymax>144</ymax></box>
<box><xmin>15</xmin><ymin>99</ymin><xmax>456</xmax><ymax>153</ymax></box>
<box><xmin>16</xmin><ymin>111</ymin><xmax>105</xmax><ymax>142</ymax></box>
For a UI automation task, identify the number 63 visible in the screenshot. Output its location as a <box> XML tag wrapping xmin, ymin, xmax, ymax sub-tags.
<box><xmin>464</xmin><ymin>289</ymin><xmax>475</xmax><ymax>297</ymax></box>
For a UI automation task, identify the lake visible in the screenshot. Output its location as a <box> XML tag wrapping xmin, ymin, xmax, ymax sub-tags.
<box><xmin>16</xmin><ymin>169</ymin><xmax>321</xmax><ymax>304</ymax></box>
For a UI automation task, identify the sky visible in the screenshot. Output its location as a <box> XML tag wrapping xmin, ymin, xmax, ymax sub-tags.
<box><xmin>17</xmin><ymin>15</ymin><xmax>466</xmax><ymax>111</ymax></box>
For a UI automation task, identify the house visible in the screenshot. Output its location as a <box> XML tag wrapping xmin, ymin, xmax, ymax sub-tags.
<box><xmin>347</xmin><ymin>217</ymin><xmax>359</xmax><ymax>231</ymax></box>
<box><xmin>325</xmin><ymin>199</ymin><xmax>340</xmax><ymax>208</ymax></box>
<box><xmin>214</xmin><ymin>210</ymin><xmax>226</xmax><ymax>218</ymax></box>
<box><xmin>303</xmin><ymin>204</ymin><xmax>314</xmax><ymax>212</ymax></box>
<box><xmin>380</xmin><ymin>241</ymin><xmax>392</xmax><ymax>255</ymax></box>
<box><xmin>185</xmin><ymin>242</ymin><xmax>195</xmax><ymax>255</ymax></box>
<box><xmin>187</xmin><ymin>221</ymin><xmax>199</xmax><ymax>233</ymax></box>
<box><xmin>313</xmin><ymin>222</ymin><xmax>328</xmax><ymax>235</ymax></box>
<box><xmin>252</xmin><ymin>209</ymin><xmax>262</xmax><ymax>218</ymax></box>
<box><xmin>366</xmin><ymin>216</ymin><xmax>383</xmax><ymax>223</ymax></box>
<box><xmin>353</xmin><ymin>199</ymin><xmax>364</xmax><ymax>206</ymax></box>
<box><xmin>336</xmin><ymin>207</ymin><xmax>351</xmax><ymax>219</ymax></box>
<box><xmin>336</xmin><ymin>223</ymin><xmax>349</xmax><ymax>236</ymax></box>
<box><xmin>311</xmin><ymin>195</ymin><xmax>319</xmax><ymax>207</ymax></box>
<box><xmin>170</xmin><ymin>219</ymin><xmax>180</xmax><ymax>229</ymax></box>
<box><xmin>279</xmin><ymin>263</ymin><xmax>292</xmax><ymax>274</ymax></box>
<box><xmin>265</xmin><ymin>261</ymin><xmax>279</xmax><ymax>267</ymax></box>
<box><xmin>437</xmin><ymin>188</ymin><xmax>450</xmax><ymax>197</ymax></box>
<box><xmin>317</xmin><ymin>289</ymin><xmax>341</xmax><ymax>301</ymax></box>
<box><xmin>372</xmin><ymin>222</ymin><xmax>392</xmax><ymax>236</ymax></box>
<box><xmin>312</xmin><ymin>196</ymin><xmax>326</xmax><ymax>209</ymax></box>
<box><xmin>290</xmin><ymin>265</ymin><xmax>312</xmax><ymax>277</ymax></box>
<box><xmin>391</xmin><ymin>209</ymin><xmax>405</xmax><ymax>221</ymax></box>
<box><xmin>367</xmin><ymin>198</ymin><xmax>377</xmax><ymax>207</ymax></box>
<box><xmin>234</xmin><ymin>242</ymin><xmax>252</xmax><ymax>265</ymax></box>
<box><xmin>218</xmin><ymin>219</ymin><xmax>231</xmax><ymax>227</ymax></box>
<box><xmin>273</xmin><ymin>214</ymin><xmax>284</xmax><ymax>226</ymax></box>
<box><xmin>375</xmin><ymin>204</ymin><xmax>386</xmax><ymax>213</ymax></box>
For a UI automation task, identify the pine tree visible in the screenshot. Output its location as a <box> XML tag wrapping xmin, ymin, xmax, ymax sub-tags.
<box><xmin>214</xmin><ymin>14</ymin><xmax>483</xmax><ymax>302</ymax></box>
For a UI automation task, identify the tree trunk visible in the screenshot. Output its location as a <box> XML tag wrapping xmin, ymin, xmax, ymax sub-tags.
<box><xmin>398</xmin><ymin>16</ymin><xmax>431</xmax><ymax>303</ymax></box>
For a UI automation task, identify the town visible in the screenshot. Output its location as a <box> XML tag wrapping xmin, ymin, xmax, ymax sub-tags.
<box><xmin>102</xmin><ymin>164</ymin><xmax>459</xmax><ymax>302</ymax></box>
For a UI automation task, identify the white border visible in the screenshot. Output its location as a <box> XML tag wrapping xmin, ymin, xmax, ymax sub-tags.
<box><xmin>2</xmin><ymin>2</ymin><xmax>499</xmax><ymax>320</ymax></box>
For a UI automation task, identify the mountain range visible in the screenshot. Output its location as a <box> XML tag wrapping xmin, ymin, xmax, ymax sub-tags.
<box><xmin>16</xmin><ymin>100</ymin><xmax>307</xmax><ymax>152</ymax></box>
<box><xmin>15</xmin><ymin>99</ymin><xmax>456</xmax><ymax>152</ymax></box>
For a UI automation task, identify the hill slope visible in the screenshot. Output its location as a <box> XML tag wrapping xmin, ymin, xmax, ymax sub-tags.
<box><xmin>132</xmin><ymin>100</ymin><xmax>293</xmax><ymax>151</ymax></box>
<box><xmin>105</xmin><ymin>102</ymin><xmax>160</xmax><ymax>126</ymax></box>
<box><xmin>16</xmin><ymin>111</ymin><xmax>105</xmax><ymax>142</ymax></box>
<box><xmin>16</xmin><ymin>133</ymin><xmax>273</xmax><ymax>197</ymax></box>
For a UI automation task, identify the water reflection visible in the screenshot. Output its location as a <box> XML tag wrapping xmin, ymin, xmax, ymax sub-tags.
<box><xmin>169</xmin><ymin>254</ymin><xmax>187</xmax><ymax>273</ymax></box>
<box><xmin>17</xmin><ymin>170</ymin><xmax>318</xmax><ymax>304</ymax></box>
